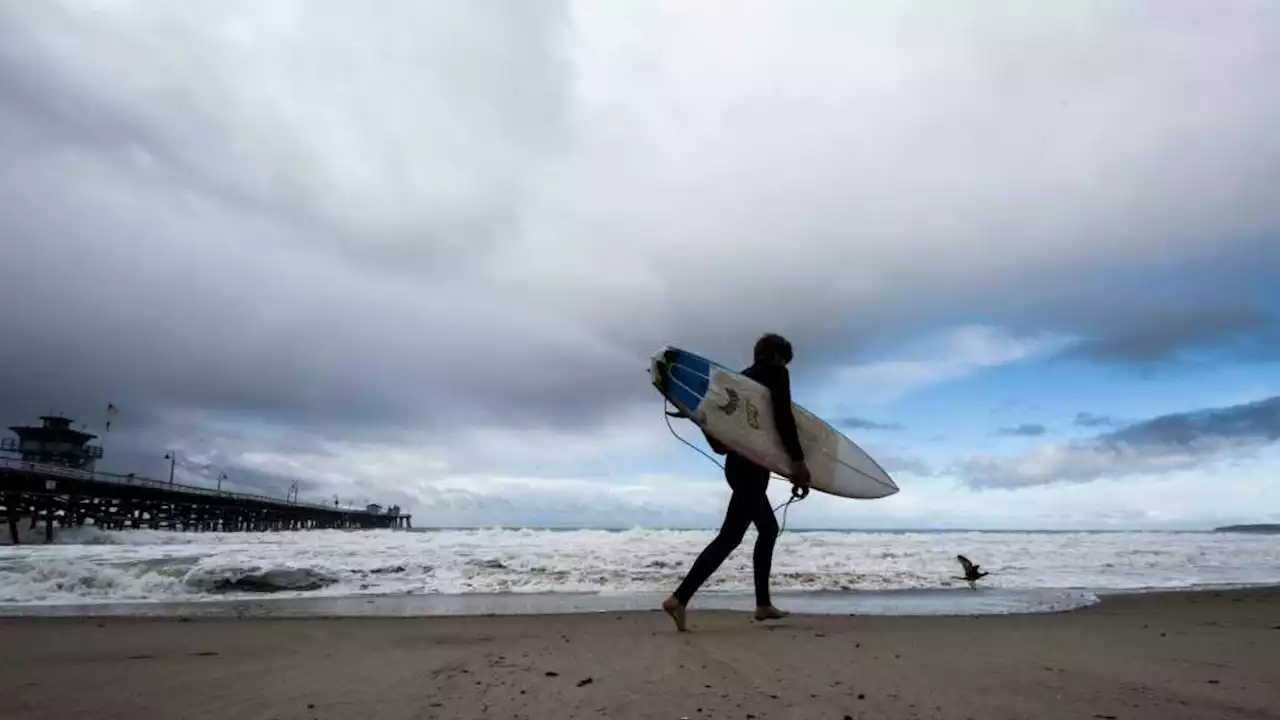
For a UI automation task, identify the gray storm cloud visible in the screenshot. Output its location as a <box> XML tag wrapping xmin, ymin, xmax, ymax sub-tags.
<box><xmin>996</xmin><ymin>424</ymin><xmax>1048</xmax><ymax>438</ymax></box>
<box><xmin>2</xmin><ymin>1</ymin><xmax>1279</xmax><ymax>514</ymax></box>
<box><xmin>1073</xmin><ymin>413</ymin><xmax>1116</xmax><ymax>429</ymax></box>
<box><xmin>964</xmin><ymin>396</ymin><xmax>1280</xmax><ymax>488</ymax></box>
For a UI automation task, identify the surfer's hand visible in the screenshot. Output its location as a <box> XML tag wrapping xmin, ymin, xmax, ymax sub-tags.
<box><xmin>790</xmin><ymin>463</ymin><xmax>811</xmax><ymax>500</ymax></box>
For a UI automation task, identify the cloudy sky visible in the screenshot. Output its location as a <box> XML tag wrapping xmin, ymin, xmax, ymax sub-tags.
<box><xmin>2</xmin><ymin>1</ymin><xmax>1278</xmax><ymax>530</ymax></box>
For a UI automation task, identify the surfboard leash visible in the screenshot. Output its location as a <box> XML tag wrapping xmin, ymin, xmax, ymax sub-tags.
<box><xmin>661</xmin><ymin>397</ymin><xmax>805</xmax><ymax>537</ymax></box>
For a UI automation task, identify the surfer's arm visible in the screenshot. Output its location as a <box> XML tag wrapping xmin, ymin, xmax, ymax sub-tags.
<box><xmin>767</xmin><ymin>366</ymin><xmax>805</xmax><ymax>464</ymax></box>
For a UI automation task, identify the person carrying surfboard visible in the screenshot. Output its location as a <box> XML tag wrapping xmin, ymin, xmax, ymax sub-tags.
<box><xmin>662</xmin><ymin>333</ymin><xmax>811</xmax><ymax>632</ymax></box>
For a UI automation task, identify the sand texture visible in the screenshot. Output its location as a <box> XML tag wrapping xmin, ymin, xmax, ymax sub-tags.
<box><xmin>1</xmin><ymin>587</ymin><xmax>1277</xmax><ymax>720</ymax></box>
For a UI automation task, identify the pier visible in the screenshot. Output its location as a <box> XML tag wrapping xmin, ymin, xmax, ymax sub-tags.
<box><xmin>0</xmin><ymin>415</ymin><xmax>410</xmax><ymax>543</ymax></box>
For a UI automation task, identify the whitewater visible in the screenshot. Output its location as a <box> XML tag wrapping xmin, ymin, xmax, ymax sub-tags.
<box><xmin>1</xmin><ymin>527</ymin><xmax>1277</xmax><ymax>616</ymax></box>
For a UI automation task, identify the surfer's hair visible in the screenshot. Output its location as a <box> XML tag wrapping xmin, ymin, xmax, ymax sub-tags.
<box><xmin>754</xmin><ymin>333</ymin><xmax>793</xmax><ymax>364</ymax></box>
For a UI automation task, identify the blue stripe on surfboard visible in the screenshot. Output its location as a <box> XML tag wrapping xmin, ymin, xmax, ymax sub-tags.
<box><xmin>666</xmin><ymin>350</ymin><xmax>711</xmax><ymax>412</ymax></box>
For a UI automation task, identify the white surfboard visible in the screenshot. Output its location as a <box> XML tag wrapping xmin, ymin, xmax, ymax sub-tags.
<box><xmin>650</xmin><ymin>346</ymin><xmax>899</xmax><ymax>500</ymax></box>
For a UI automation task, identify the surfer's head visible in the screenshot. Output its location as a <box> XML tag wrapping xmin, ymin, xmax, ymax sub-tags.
<box><xmin>754</xmin><ymin>333</ymin><xmax>794</xmax><ymax>366</ymax></box>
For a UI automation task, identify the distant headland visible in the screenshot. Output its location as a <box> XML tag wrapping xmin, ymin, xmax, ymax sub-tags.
<box><xmin>1213</xmin><ymin>524</ymin><xmax>1280</xmax><ymax>534</ymax></box>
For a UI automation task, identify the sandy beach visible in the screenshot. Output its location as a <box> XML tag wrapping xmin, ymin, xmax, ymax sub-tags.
<box><xmin>1</xmin><ymin>587</ymin><xmax>1276</xmax><ymax>720</ymax></box>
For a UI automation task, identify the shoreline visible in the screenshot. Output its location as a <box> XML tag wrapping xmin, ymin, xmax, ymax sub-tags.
<box><xmin>0</xmin><ymin>585</ymin><xmax>1103</xmax><ymax>619</ymax></box>
<box><xmin>2</xmin><ymin>586</ymin><xmax>1276</xmax><ymax>719</ymax></box>
<box><xmin>1</xmin><ymin>582</ymin><xmax>1276</xmax><ymax>621</ymax></box>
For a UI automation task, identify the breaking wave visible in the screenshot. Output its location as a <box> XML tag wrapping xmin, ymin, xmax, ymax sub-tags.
<box><xmin>0</xmin><ymin>527</ymin><xmax>1277</xmax><ymax>607</ymax></box>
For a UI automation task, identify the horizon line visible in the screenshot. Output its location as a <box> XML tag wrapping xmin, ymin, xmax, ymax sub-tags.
<box><xmin>396</xmin><ymin>524</ymin><xmax>1241</xmax><ymax>533</ymax></box>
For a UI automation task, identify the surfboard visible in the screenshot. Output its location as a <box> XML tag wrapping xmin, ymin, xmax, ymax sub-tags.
<box><xmin>650</xmin><ymin>346</ymin><xmax>899</xmax><ymax>500</ymax></box>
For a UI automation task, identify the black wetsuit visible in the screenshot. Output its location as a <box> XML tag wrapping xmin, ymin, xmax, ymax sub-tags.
<box><xmin>673</xmin><ymin>362</ymin><xmax>805</xmax><ymax>607</ymax></box>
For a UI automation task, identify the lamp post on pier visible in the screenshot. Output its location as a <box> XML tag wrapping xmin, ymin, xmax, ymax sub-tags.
<box><xmin>163</xmin><ymin>451</ymin><xmax>176</xmax><ymax>485</ymax></box>
<box><xmin>218</xmin><ymin>472</ymin><xmax>227</xmax><ymax>492</ymax></box>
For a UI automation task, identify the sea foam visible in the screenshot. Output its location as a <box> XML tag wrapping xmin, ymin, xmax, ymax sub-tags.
<box><xmin>1</xmin><ymin>527</ymin><xmax>1276</xmax><ymax>611</ymax></box>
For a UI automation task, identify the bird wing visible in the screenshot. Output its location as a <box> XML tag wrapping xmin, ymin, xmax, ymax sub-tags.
<box><xmin>956</xmin><ymin>555</ymin><xmax>976</xmax><ymax>574</ymax></box>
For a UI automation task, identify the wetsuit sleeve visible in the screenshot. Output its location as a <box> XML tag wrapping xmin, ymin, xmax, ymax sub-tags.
<box><xmin>767</xmin><ymin>366</ymin><xmax>805</xmax><ymax>463</ymax></box>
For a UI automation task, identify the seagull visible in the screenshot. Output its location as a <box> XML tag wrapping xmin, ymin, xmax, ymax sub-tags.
<box><xmin>954</xmin><ymin>554</ymin><xmax>989</xmax><ymax>590</ymax></box>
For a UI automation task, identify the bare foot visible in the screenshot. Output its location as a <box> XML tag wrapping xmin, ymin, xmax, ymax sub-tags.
<box><xmin>662</xmin><ymin>596</ymin><xmax>688</xmax><ymax>632</ymax></box>
<box><xmin>754</xmin><ymin>605</ymin><xmax>790</xmax><ymax>622</ymax></box>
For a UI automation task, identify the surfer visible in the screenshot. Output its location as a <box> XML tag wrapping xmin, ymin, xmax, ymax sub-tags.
<box><xmin>663</xmin><ymin>333</ymin><xmax>811</xmax><ymax>631</ymax></box>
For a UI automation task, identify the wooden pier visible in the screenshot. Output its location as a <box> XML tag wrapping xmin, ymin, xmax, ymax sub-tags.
<box><xmin>0</xmin><ymin>457</ymin><xmax>411</xmax><ymax>543</ymax></box>
<box><xmin>0</xmin><ymin>413</ymin><xmax>409</xmax><ymax>543</ymax></box>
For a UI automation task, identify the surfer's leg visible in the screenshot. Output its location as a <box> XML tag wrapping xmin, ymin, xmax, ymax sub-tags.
<box><xmin>749</xmin><ymin>491</ymin><xmax>788</xmax><ymax>620</ymax></box>
<box><xmin>670</xmin><ymin>488</ymin><xmax>753</xmax><ymax>608</ymax></box>
<box><xmin>750</xmin><ymin>491</ymin><xmax>778</xmax><ymax>607</ymax></box>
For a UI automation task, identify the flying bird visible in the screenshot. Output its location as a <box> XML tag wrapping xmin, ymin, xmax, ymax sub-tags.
<box><xmin>954</xmin><ymin>554</ymin><xmax>989</xmax><ymax>590</ymax></box>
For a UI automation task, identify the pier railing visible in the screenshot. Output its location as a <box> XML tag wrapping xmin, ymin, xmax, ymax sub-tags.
<box><xmin>0</xmin><ymin>457</ymin><xmax>374</xmax><ymax>515</ymax></box>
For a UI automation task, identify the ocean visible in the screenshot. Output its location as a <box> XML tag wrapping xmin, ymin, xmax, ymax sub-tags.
<box><xmin>2</xmin><ymin>526</ymin><xmax>1277</xmax><ymax>618</ymax></box>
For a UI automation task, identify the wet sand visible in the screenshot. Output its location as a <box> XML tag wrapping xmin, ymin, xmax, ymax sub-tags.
<box><xmin>1</xmin><ymin>587</ymin><xmax>1276</xmax><ymax>720</ymax></box>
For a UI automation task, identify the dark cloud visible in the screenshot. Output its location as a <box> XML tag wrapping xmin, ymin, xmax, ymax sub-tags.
<box><xmin>964</xmin><ymin>395</ymin><xmax>1280</xmax><ymax>488</ymax></box>
<box><xmin>1099</xmin><ymin>396</ymin><xmax>1280</xmax><ymax>450</ymax></box>
<box><xmin>0</xmin><ymin>0</ymin><xmax>640</xmax><ymax>441</ymax></box>
<box><xmin>1073</xmin><ymin>412</ymin><xmax>1116</xmax><ymax>428</ymax></box>
<box><xmin>1058</xmin><ymin>304</ymin><xmax>1275</xmax><ymax>364</ymax></box>
<box><xmin>834</xmin><ymin>417</ymin><xmax>904</xmax><ymax>432</ymax></box>
<box><xmin>996</xmin><ymin>423</ymin><xmax>1048</xmax><ymax>437</ymax></box>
